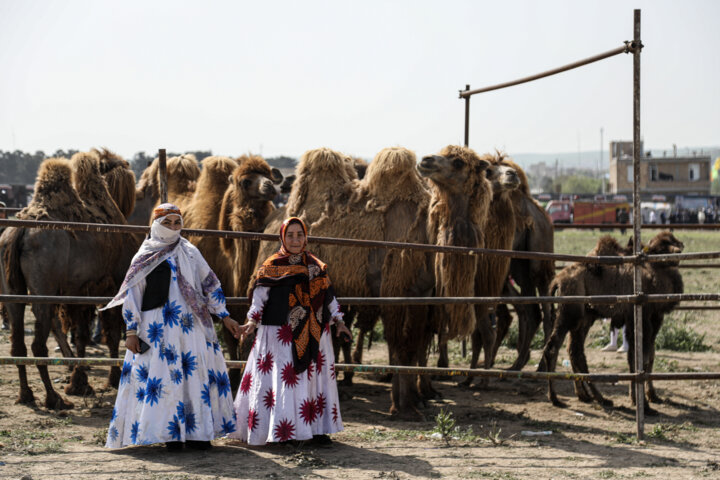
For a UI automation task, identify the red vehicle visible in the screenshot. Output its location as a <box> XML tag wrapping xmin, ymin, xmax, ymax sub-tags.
<box><xmin>546</xmin><ymin>199</ymin><xmax>630</xmax><ymax>224</ymax></box>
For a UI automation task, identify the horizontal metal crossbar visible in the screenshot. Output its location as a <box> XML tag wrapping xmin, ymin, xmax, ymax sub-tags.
<box><xmin>1</xmin><ymin>294</ymin><xmax>718</xmax><ymax>306</ymax></box>
<box><xmin>1</xmin><ymin>218</ymin><xmax>719</xmax><ymax>264</ymax></box>
<box><xmin>459</xmin><ymin>44</ymin><xmax>634</xmax><ymax>98</ymax></box>
<box><xmin>1</xmin><ymin>356</ymin><xmax>718</xmax><ymax>383</ymax></box>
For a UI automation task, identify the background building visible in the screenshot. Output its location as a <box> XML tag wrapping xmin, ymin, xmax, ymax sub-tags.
<box><xmin>608</xmin><ymin>141</ymin><xmax>711</xmax><ymax>200</ymax></box>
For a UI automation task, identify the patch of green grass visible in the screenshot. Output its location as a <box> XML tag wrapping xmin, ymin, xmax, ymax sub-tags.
<box><xmin>610</xmin><ymin>432</ymin><xmax>639</xmax><ymax>445</ymax></box>
<box><xmin>0</xmin><ymin>428</ymin><xmax>65</xmax><ymax>455</ymax></box>
<box><xmin>501</xmin><ymin>324</ymin><xmax>544</xmax><ymax>350</ymax></box>
<box><xmin>356</xmin><ymin>427</ymin><xmax>427</xmax><ymax>442</ymax></box>
<box><xmin>464</xmin><ymin>471</ymin><xmax>521</xmax><ymax>480</ymax></box>
<box><xmin>597</xmin><ymin>471</ymin><xmax>617</xmax><ymax>479</ymax></box>
<box><xmin>647</xmin><ymin>422</ymin><xmax>698</xmax><ymax>441</ymax></box>
<box><xmin>656</xmin><ymin>313</ymin><xmax>710</xmax><ymax>352</ymax></box>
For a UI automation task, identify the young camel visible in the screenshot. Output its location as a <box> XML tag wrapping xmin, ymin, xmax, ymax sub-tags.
<box><xmin>538</xmin><ymin>231</ymin><xmax>684</xmax><ymax>411</ymax></box>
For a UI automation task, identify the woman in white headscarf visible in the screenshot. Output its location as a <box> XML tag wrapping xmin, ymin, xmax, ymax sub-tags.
<box><xmin>103</xmin><ymin>203</ymin><xmax>241</xmax><ymax>450</ymax></box>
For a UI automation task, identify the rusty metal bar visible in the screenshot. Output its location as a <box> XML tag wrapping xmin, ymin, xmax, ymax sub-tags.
<box><xmin>558</xmin><ymin>263</ymin><xmax>720</xmax><ymax>270</ymax></box>
<box><xmin>1</xmin><ymin>293</ymin><xmax>717</xmax><ymax>306</ymax></box>
<box><xmin>0</xmin><ymin>207</ymin><xmax>23</xmax><ymax>214</ymax></box>
<box><xmin>158</xmin><ymin>148</ymin><xmax>168</xmax><ymax>204</ymax></box>
<box><xmin>553</xmin><ymin>223</ymin><xmax>720</xmax><ymax>230</ymax></box>
<box><xmin>0</xmin><ymin>218</ymin><xmax>717</xmax><ymax>263</ymax></box>
<box><xmin>2</xmin><ymin>356</ymin><xmax>720</xmax><ymax>382</ymax></box>
<box><xmin>463</xmin><ymin>84</ymin><xmax>470</xmax><ymax>146</ymax></box>
<box><xmin>631</xmin><ymin>9</ymin><xmax>645</xmax><ymax>440</ymax></box>
<box><xmin>459</xmin><ymin>45</ymin><xmax>631</xmax><ymax>99</ymax></box>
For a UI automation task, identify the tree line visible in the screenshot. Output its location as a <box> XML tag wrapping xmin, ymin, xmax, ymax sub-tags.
<box><xmin>0</xmin><ymin>150</ymin><xmax>298</xmax><ymax>185</ymax></box>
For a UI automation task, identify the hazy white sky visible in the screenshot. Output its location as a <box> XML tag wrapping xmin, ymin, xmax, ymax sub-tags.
<box><xmin>1</xmin><ymin>0</ymin><xmax>718</xmax><ymax>161</ymax></box>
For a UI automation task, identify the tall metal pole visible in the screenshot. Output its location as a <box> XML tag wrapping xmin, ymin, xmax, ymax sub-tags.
<box><xmin>158</xmin><ymin>148</ymin><xmax>168</xmax><ymax>204</ymax></box>
<box><xmin>463</xmin><ymin>84</ymin><xmax>470</xmax><ymax>147</ymax></box>
<box><xmin>631</xmin><ymin>9</ymin><xmax>645</xmax><ymax>440</ymax></box>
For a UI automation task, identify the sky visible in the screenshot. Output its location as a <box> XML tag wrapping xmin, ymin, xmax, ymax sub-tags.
<box><xmin>1</xmin><ymin>0</ymin><xmax>719</xmax><ymax>163</ymax></box>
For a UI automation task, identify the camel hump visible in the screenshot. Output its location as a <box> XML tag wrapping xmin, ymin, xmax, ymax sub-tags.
<box><xmin>363</xmin><ymin>147</ymin><xmax>427</xmax><ymax>206</ymax></box>
<box><xmin>92</xmin><ymin>148</ymin><xmax>136</xmax><ymax>218</ymax></box>
<box><xmin>18</xmin><ymin>157</ymin><xmax>85</xmax><ymax>221</ymax></box>
<box><xmin>71</xmin><ymin>151</ymin><xmax>102</xmax><ymax>185</ymax></box>
<box><xmin>204</xmin><ymin>156</ymin><xmax>239</xmax><ymax>175</ymax></box>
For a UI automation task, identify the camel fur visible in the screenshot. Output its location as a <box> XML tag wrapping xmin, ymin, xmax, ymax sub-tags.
<box><xmin>538</xmin><ymin>231</ymin><xmax>684</xmax><ymax>411</ymax></box>
<box><xmin>417</xmin><ymin>145</ymin><xmax>492</xmax><ymax>372</ymax></box>
<box><xmin>465</xmin><ymin>153</ymin><xmax>520</xmax><ymax>383</ymax></box>
<box><xmin>1</xmin><ymin>152</ymin><xmax>139</xmax><ymax>409</ymax></box>
<box><xmin>493</xmin><ymin>158</ymin><xmax>556</xmax><ymax>371</ymax></box>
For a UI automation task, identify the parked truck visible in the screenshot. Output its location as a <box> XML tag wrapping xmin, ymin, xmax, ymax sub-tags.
<box><xmin>546</xmin><ymin>198</ymin><xmax>630</xmax><ymax>224</ymax></box>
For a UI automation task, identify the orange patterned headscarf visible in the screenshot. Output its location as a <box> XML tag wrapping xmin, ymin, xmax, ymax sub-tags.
<box><xmin>253</xmin><ymin>217</ymin><xmax>332</xmax><ymax>373</ymax></box>
<box><xmin>152</xmin><ymin>203</ymin><xmax>182</xmax><ymax>222</ymax></box>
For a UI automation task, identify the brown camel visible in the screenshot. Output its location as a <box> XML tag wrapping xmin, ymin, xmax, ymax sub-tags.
<box><xmin>464</xmin><ymin>153</ymin><xmax>520</xmax><ymax>385</ymax></box>
<box><xmin>492</xmin><ymin>160</ymin><xmax>555</xmax><ymax>371</ymax></box>
<box><xmin>1</xmin><ymin>151</ymin><xmax>137</xmax><ymax>409</ymax></box>
<box><xmin>310</xmin><ymin>147</ymin><xmax>434</xmax><ymax>418</ymax></box>
<box><xmin>216</xmin><ymin>154</ymin><xmax>282</xmax><ymax>392</ymax></box>
<box><xmin>127</xmin><ymin>153</ymin><xmax>200</xmax><ymax>225</ymax></box>
<box><xmin>538</xmin><ymin>231</ymin><xmax>684</xmax><ymax>411</ymax></box>
<box><xmin>417</xmin><ymin>145</ymin><xmax>492</xmax><ymax>371</ymax></box>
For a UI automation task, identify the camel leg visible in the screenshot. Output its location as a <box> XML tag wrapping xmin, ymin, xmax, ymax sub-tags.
<box><xmin>569</xmin><ymin>325</ymin><xmax>611</xmax><ymax>406</ymax></box>
<box><xmin>436</xmin><ymin>332</ymin><xmax>449</xmax><ymax>369</ymax></box>
<box><xmin>512</xmin><ymin>303</ymin><xmax>542</xmax><ymax>371</ymax></box>
<box><xmin>9</xmin><ymin>301</ymin><xmax>35</xmax><ymax>405</ymax></box>
<box><xmin>65</xmin><ymin>306</ymin><xmax>95</xmax><ymax>397</ymax></box>
<box><xmin>623</xmin><ymin>320</ymin><xmax>656</xmax><ymax>415</ymax></box>
<box><xmin>491</xmin><ymin>303</ymin><xmax>512</xmax><ymax>364</ymax></box>
<box><xmin>30</xmin><ymin>303</ymin><xmax>73</xmax><ymax>410</ymax></box>
<box><xmin>417</xmin><ymin>327</ymin><xmax>440</xmax><ymax>400</ymax></box>
<box><xmin>461</xmin><ymin>326</ymin><xmax>482</xmax><ymax>387</ymax></box>
<box><xmin>538</xmin><ymin>316</ymin><xmax>570</xmax><ymax>408</ymax></box>
<box><xmin>646</xmin><ymin>315</ymin><xmax>663</xmax><ymax>404</ymax></box>
<box><xmin>99</xmin><ymin>309</ymin><xmax>122</xmax><ymax>389</ymax></box>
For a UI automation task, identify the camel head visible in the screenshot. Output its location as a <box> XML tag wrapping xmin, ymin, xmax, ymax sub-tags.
<box><xmin>280</xmin><ymin>174</ymin><xmax>296</xmax><ymax>194</ymax></box>
<box><xmin>485</xmin><ymin>161</ymin><xmax>520</xmax><ymax>195</ymax></box>
<box><xmin>417</xmin><ymin>145</ymin><xmax>490</xmax><ymax>194</ymax></box>
<box><xmin>232</xmin><ymin>154</ymin><xmax>281</xmax><ymax>203</ymax></box>
<box><xmin>646</xmin><ymin>231</ymin><xmax>684</xmax><ymax>255</ymax></box>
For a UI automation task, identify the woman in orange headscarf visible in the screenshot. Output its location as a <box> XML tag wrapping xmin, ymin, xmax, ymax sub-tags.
<box><xmin>231</xmin><ymin>217</ymin><xmax>351</xmax><ymax>446</ymax></box>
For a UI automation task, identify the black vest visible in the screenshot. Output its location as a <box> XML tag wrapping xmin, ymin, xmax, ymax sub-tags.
<box><xmin>141</xmin><ymin>260</ymin><xmax>171</xmax><ymax>311</ymax></box>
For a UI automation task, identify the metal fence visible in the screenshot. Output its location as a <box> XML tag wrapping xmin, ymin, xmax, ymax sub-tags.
<box><xmin>1</xmin><ymin>9</ymin><xmax>717</xmax><ymax>441</ymax></box>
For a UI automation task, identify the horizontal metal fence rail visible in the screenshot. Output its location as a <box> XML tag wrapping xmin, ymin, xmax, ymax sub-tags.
<box><xmin>553</xmin><ymin>223</ymin><xmax>720</xmax><ymax>230</ymax></box>
<box><xmin>1</xmin><ymin>218</ymin><xmax>720</xmax><ymax>265</ymax></box>
<box><xmin>1</xmin><ymin>293</ymin><xmax>719</xmax><ymax>306</ymax></box>
<box><xmin>1</xmin><ymin>357</ymin><xmax>719</xmax><ymax>382</ymax></box>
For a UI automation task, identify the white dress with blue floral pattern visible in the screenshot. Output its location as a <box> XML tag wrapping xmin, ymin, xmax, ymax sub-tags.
<box><xmin>106</xmin><ymin>255</ymin><xmax>237</xmax><ymax>448</ymax></box>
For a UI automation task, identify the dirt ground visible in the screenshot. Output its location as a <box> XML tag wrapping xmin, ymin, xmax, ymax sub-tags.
<box><xmin>1</xmin><ymin>307</ymin><xmax>719</xmax><ymax>480</ymax></box>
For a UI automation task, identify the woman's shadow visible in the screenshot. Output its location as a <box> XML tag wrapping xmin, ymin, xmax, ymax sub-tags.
<box><xmin>113</xmin><ymin>440</ymin><xmax>439</xmax><ymax>479</ymax></box>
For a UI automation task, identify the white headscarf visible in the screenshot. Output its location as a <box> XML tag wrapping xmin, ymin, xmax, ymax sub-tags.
<box><xmin>101</xmin><ymin>204</ymin><xmax>218</xmax><ymax>337</ymax></box>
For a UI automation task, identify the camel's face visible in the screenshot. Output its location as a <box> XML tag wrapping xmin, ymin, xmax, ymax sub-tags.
<box><xmin>647</xmin><ymin>232</ymin><xmax>684</xmax><ymax>255</ymax></box>
<box><xmin>486</xmin><ymin>164</ymin><xmax>520</xmax><ymax>194</ymax></box>
<box><xmin>240</xmin><ymin>172</ymin><xmax>279</xmax><ymax>202</ymax></box>
<box><xmin>417</xmin><ymin>154</ymin><xmax>489</xmax><ymax>192</ymax></box>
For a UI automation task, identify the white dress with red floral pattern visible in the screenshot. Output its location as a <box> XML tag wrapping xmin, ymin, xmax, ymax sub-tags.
<box><xmin>230</xmin><ymin>286</ymin><xmax>344</xmax><ymax>445</ymax></box>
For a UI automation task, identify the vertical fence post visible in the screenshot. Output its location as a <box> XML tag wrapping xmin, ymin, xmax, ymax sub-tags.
<box><xmin>464</xmin><ymin>84</ymin><xmax>471</xmax><ymax>147</ymax></box>
<box><xmin>631</xmin><ymin>9</ymin><xmax>645</xmax><ymax>440</ymax></box>
<box><xmin>158</xmin><ymin>149</ymin><xmax>168</xmax><ymax>204</ymax></box>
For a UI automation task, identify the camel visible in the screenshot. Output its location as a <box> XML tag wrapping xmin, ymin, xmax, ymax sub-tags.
<box><xmin>309</xmin><ymin>147</ymin><xmax>434</xmax><ymax>417</ymax></box>
<box><xmin>538</xmin><ymin>231</ymin><xmax>684</xmax><ymax>410</ymax></box>
<box><xmin>216</xmin><ymin>155</ymin><xmax>282</xmax><ymax>391</ymax></box>
<box><xmin>0</xmin><ymin>150</ymin><xmax>138</xmax><ymax>409</ymax></box>
<box><xmin>464</xmin><ymin>153</ymin><xmax>520</xmax><ymax>384</ymax></box>
<box><xmin>251</xmin><ymin>147</ymin><xmax>434</xmax><ymax>417</ymax></box>
<box><xmin>417</xmin><ymin>145</ymin><xmax>492</xmax><ymax>372</ymax></box>
<box><xmin>492</xmin><ymin>161</ymin><xmax>555</xmax><ymax>371</ymax></box>
<box><xmin>127</xmin><ymin>153</ymin><xmax>200</xmax><ymax>225</ymax></box>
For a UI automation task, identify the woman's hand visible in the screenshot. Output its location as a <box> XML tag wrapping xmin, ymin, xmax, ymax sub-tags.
<box><xmin>222</xmin><ymin>317</ymin><xmax>242</xmax><ymax>339</ymax></box>
<box><xmin>335</xmin><ymin>320</ymin><xmax>352</xmax><ymax>342</ymax></box>
<box><xmin>126</xmin><ymin>334</ymin><xmax>140</xmax><ymax>354</ymax></box>
<box><xmin>239</xmin><ymin>321</ymin><xmax>257</xmax><ymax>343</ymax></box>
